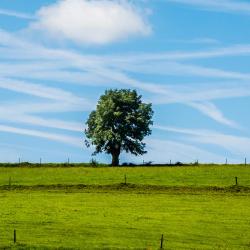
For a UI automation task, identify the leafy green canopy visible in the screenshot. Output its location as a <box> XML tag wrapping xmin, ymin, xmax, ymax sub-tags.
<box><xmin>85</xmin><ymin>89</ymin><xmax>153</xmax><ymax>157</ymax></box>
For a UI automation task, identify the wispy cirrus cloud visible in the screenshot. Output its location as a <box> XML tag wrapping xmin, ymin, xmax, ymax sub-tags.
<box><xmin>167</xmin><ymin>37</ymin><xmax>220</xmax><ymax>45</ymax></box>
<box><xmin>167</xmin><ymin>0</ymin><xmax>250</xmax><ymax>14</ymax></box>
<box><xmin>114</xmin><ymin>60</ymin><xmax>250</xmax><ymax>81</ymax></box>
<box><xmin>0</xmin><ymin>28</ymin><xmax>246</xmax><ymax>129</ymax></box>
<box><xmin>0</xmin><ymin>111</ymin><xmax>83</xmax><ymax>132</ymax></box>
<box><xmin>0</xmin><ymin>27</ymin><xmax>249</xmax><ymax>157</ymax></box>
<box><xmin>155</xmin><ymin>125</ymin><xmax>250</xmax><ymax>159</ymax></box>
<box><xmin>0</xmin><ymin>124</ymin><xmax>82</xmax><ymax>147</ymax></box>
<box><xmin>187</xmin><ymin>102</ymin><xmax>239</xmax><ymax>128</ymax></box>
<box><xmin>151</xmin><ymin>82</ymin><xmax>250</xmax><ymax>104</ymax></box>
<box><xmin>0</xmin><ymin>77</ymin><xmax>91</xmax><ymax>106</ymax></box>
<box><xmin>0</xmin><ymin>101</ymin><xmax>90</xmax><ymax>114</ymax></box>
<box><xmin>112</xmin><ymin>44</ymin><xmax>250</xmax><ymax>63</ymax></box>
<box><xmin>0</xmin><ymin>8</ymin><xmax>35</xmax><ymax>19</ymax></box>
<box><xmin>143</xmin><ymin>138</ymin><xmax>226</xmax><ymax>163</ymax></box>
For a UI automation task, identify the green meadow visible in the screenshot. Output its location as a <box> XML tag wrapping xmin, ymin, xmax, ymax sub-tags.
<box><xmin>0</xmin><ymin>165</ymin><xmax>250</xmax><ymax>249</ymax></box>
<box><xmin>0</xmin><ymin>165</ymin><xmax>250</xmax><ymax>187</ymax></box>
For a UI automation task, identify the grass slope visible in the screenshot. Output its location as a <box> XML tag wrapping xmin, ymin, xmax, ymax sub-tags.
<box><xmin>0</xmin><ymin>165</ymin><xmax>249</xmax><ymax>187</ymax></box>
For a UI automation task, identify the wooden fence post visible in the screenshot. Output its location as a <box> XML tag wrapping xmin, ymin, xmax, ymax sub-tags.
<box><xmin>160</xmin><ymin>234</ymin><xmax>164</xmax><ymax>249</ymax></box>
<box><xmin>235</xmin><ymin>177</ymin><xmax>238</xmax><ymax>185</ymax></box>
<box><xmin>14</xmin><ymin>229</ymin><xmax>16</xmax><ymax>243</ymax></box>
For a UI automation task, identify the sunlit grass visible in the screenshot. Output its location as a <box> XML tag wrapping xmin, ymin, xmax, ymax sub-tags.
<box><xmin>0</xmin><ymin>165</ymin><xmax>249</xmax><ymax>187</ymax></box>
<box><xmin>0</xmin><ymin>190</ymin><xmax>249</xmax><ymax>249</ymax></box>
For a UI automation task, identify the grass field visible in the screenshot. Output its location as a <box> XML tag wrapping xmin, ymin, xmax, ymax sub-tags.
<box><xmin>0</xmin><ymin>165</ymin><xmax>250</xmax><ymax>187</ymax></box>
<box><xmin>0</xmin><ymin>165</ymin><xmax>250</xmax><ymax>249</ymax></box>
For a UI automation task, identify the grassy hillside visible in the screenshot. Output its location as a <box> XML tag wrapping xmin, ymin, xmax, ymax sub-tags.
<box><xmin>0</xmin><ymin>165</ymin><xmax>249</xmax><ymax>187</ymax></box>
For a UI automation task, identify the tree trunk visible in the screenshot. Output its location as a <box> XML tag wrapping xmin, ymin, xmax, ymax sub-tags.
<box><xmin>111</xmin><ymin>151</ymin><xmax>120</xmax><ymax>166</ymax></box>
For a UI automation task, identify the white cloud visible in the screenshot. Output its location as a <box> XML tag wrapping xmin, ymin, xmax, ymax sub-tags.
<box><xmin>29</xmin><ymin>0</ymin><xmax>151</xmax><ymax>45</ymax></box>
<box><xmin>167</xmin><ymin>0</ymin><xmax>250</xmax><ymax>14</ymax></box>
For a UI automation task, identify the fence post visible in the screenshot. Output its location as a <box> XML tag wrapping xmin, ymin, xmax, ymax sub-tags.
<box><xmin>14</xmin><ymin>229</ymin><xmax>16</xmax><ymax>244</ymax></box>
<box><xmin>235</xmin><ymin>177</ymin><xmax>238</xmax><ymax>185</ymax></box>
<box><xmin>160</xmin><ymin>234</ymin><xmax>164</xmax><ymax>249</ymax></box>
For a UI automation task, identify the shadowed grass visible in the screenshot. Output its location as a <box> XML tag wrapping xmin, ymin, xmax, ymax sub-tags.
<box><xmin>1</xmin><ymin>183</ymin><xmax>250</xmax><ymax>194</ymax></box>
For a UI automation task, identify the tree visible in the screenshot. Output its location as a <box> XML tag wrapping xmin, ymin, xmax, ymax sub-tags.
<box><xmin>85</xmin><ymin>89</ymin><xmax>153</xmax><ymax>166</ymax></box>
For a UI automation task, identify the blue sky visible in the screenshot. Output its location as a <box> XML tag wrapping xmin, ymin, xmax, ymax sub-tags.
<box><xmin>1</xmin><ymin>0</ymin><xmax>250</xmax><ymax>164</ymax></box>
